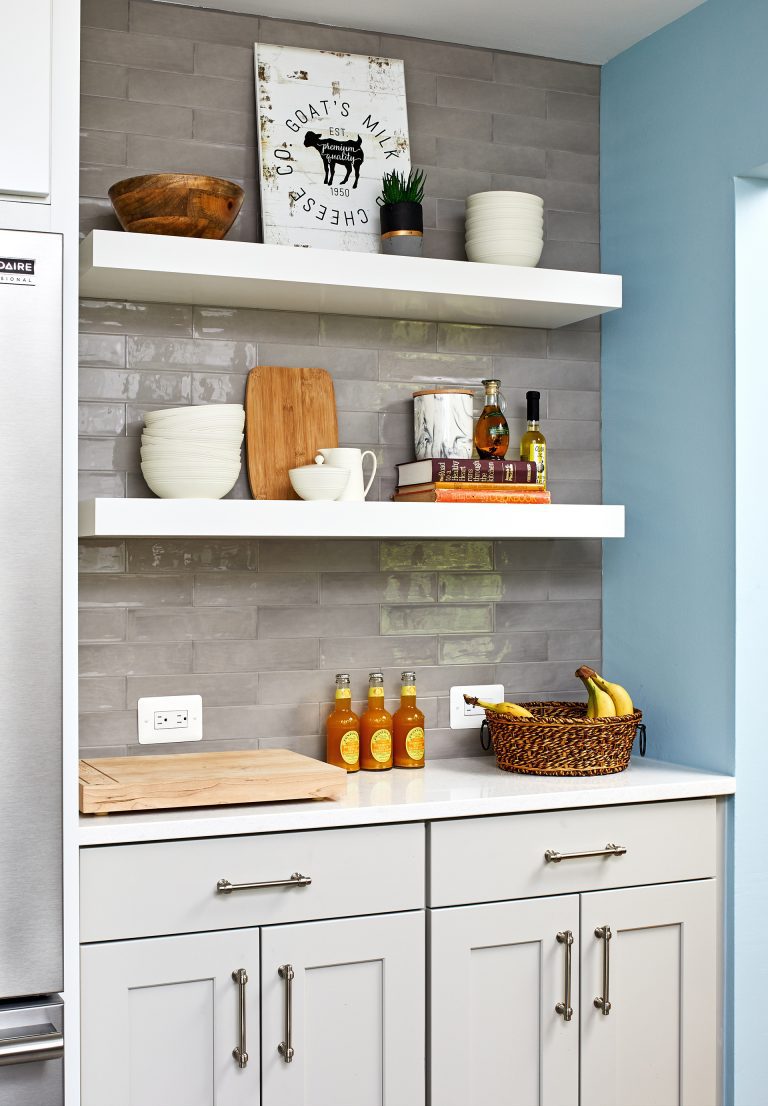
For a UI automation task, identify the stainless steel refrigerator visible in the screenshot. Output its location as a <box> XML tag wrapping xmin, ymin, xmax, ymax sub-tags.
<box><xmin>0</xmin><ymin>230</ymin><xmax>64</xmax><ymax>1104</ymax></box>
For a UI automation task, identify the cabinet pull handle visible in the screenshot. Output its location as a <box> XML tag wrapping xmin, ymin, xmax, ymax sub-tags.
<box><xmin>544</xmin><ymin>843</ymin><xmax>627</xmax><ymax>864</ymax></box>
<box><xmin>232</xmin><ymin>968</ymin><xmax>249</xmax><ymax>1068</ymax></box>
<box><xmin>594</xmin><ymin>926</ymin><xmax>613</xmax><ymax>1015</ymax></box>
<box><xmin>278</xmin><ymin>964</ymin><xmax>295</xmax><ymax>1064</ymax></box>
<box><xmin>217</xmin><ymin>872</ymin><xmax>311</xmax><ymax>894</ymax></box>
<box><xmin>555</xmin><ymin>930</ymin><xmax>574</xmax><ymax>1021</ymax></box>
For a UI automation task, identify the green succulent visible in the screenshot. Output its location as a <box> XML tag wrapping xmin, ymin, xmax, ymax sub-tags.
<box><xmin>379</xmin><ymin>167</ymin><xmax>426</xmax><ymax>205</ymax></box>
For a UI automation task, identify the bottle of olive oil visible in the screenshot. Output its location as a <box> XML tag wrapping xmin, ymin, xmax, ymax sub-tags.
<box><xmin>474</xmin><ymin>378</ymin><xmax>510</xmax><ymax>458</ymax></box>
<box><xmin>519</xmin><ymin>390</ymin><xmax>547</xmax><ymax>487</ymax></box>
<box><xmin>326</xmin><ymin>673</ymin><xmax>359</xmax><ymax>772</ymax></box>
<box><xmin>393</xmin><ymin>671</ymin><xmax>425</xmax><ymax>768</ymax></box>
<box><xmin>359</xmin><ymin>671</ymin><xmax>393</xmax><ymax>771</ymax></box>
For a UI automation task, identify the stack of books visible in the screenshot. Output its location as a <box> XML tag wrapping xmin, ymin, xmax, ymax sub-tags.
<box><xmin>393</xmin><ymin>459</ymin><xmax>551</xmax><ymax>503</ymax></box>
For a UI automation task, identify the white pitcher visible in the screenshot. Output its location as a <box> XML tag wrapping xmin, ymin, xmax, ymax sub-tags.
<box><xmin>315</xmin><ymin>447</ymin><xmax>377</xmax><ymax>501</ymax></box>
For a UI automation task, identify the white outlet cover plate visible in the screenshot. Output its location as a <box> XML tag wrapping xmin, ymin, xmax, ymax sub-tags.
<box><xmin>138</xmin><ymin>695</ymin><xmax>203</xmax><ymax>744</ymax></box>
<box><xmin>449</xmin><ymin>684</ymin><xmax>504</xmax><ymax>730</ymax></box>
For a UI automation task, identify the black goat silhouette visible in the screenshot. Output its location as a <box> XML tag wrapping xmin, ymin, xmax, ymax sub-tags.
<box><xmin>303</xmin><ymin>131</ymin><xmax>364</xmax><ymax>188</ymax></box>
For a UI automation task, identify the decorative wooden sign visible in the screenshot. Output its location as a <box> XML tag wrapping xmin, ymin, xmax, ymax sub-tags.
<box><xmin>255</xmin><ymin>43</ymin><xmax>411</xmax><ymax>252</ymax></box>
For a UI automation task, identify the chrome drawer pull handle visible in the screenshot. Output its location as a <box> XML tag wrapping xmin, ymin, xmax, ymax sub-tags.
<box><xmin>594</xmin><ymin>925</ymin><xmax>613</xmax><ymax>1015</ymax></box>
<box><xmin>278</xmin><ymin>964</ymin><xmax>295</xmax><ymax>1063</ymax></box>
<box><xmin>232</xmin><ymin>968</ymin><xmax>249</xmax><ymax>1068</ymax></box>
<box><xmin>555</xmin><ymin>930</ymin><xmax>574</xmax><ymax>1021</ymax></box>
<box><xmin>0</xmin><ymin>1026</ymin><xmax>64</xmax><ymax>1067</ymax></box>
<box><xmin>544</xmin><ymin>843</ymin><xmax>627</xmax><ymax>864</ymax></box>
<box><xmin>217</xmin><ymin>872</ymin><xmax>312</xmax><ymax>894</ymax></box>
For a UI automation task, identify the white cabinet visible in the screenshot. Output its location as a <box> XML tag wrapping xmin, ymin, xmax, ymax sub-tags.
<box><xmin>430</xmin><ymin>880</ymin><xmax>717</xmax><ymax>1106</ymax></box>
<box><xmin>79</xmin><ymin>800</ymin><xmax>722</xmax><ymax>1106</ymax></box>
<box><xmin>261</xmin><ymin>912</ymin><xmax>425</xmax><ymax>1106</ymax></box>
<box><xmin>0</xmin><ymin>0</ymin><xmax>51</xmax><ymax>199</ymax></box>
<box><xmin>80</xmin><ymin>929</ymin><xmax>261</xmax><ymax>1106</ymax></box>
<box><xmin>430</xmin><ymin>895</ymin><xmax>579</xmax><ymax>1106</ymax></box>
<box><xmin>580</xmin><ymin>880</ymin><xmax>717</xmax><ymax>1106</ymax></box>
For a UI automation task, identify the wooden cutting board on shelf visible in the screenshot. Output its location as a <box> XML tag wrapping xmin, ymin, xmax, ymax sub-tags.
<box><xmin>79</xmin><ymin>749</ymin><xmax>347</xmax><ymax>814</ymax></box>
<box><xmin>245</xmin><ymin>365</ymin><xmax>338</xmax><ymax>500</ymax></box>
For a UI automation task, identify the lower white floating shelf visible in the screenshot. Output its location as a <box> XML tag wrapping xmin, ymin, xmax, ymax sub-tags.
<box><xmin>78</xmin><ymin>499</ymin><xmax>625</xmax><ymax>539</ymax></box>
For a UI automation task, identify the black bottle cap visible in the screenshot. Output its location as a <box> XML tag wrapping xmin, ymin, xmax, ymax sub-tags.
<box><xmin>526</xmin><ymin>390</ymin><xmax>540</xmax><ymax>421</ymax></box>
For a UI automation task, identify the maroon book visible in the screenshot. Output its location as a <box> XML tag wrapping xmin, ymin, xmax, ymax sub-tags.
<box><xmin>396</xmin><ymin>458</ymin><xmax>538</xmax><ymax>487</ymax></box>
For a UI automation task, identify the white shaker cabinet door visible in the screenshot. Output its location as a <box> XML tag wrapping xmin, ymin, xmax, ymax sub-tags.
<box><xmin>0</xmin><ymin>0</ymin><xmax>51</xmax><ymax>198</ymax></box>
<box><xmin>580</xmin><ymin>879</ymin><xmax>717</xmax><ymax>1106</ymax></box>
<box><xmin>261</xmin><ymin>911</ymin><xmax>425</xmax><ymax>1106</ymax></box>
<box><xmin>81</xmin><ymin>929</ymin><xmax>260</xmax><ymax>1106</ymax></box>
<box><xmin>429</xmin><ymin>895</ymin><xmax>580</xmax><ymax>1106</ymax></box>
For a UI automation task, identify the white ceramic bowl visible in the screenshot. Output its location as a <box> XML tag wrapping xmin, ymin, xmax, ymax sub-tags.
<box><xmin>465</xmin><ymin>242</ymin><xmax>544</xmax><ymax>266</ymax></box>
<box><xmin>466</xmin><ymin>190</ymin><xmax>544</xmax><ymax>209</ymax></box>
<box><xmin>140</xmin><ymin>444</ymin><xmax>240</xmax><ymax>462</ymax></box>
<box><xmin>142</xmin><ymin>459</ymin><xmax>241</xmax><ymax>475</ymax></box>
<box><xmin>466</xmin><ymin>205</ymin><xmax>544</xmax><ymax>221</ymax></box>
<box><xmin>142</xmin><ymin>427</ymin><xmax>244</xmax><ymax>444</ymax></box>
<box><xmin>465</xmin><ymin>200</ymin><xmax>544</xmax><ymax>215</ymax></box>
<box><xmin>143</xmin><ymin>418</ymin><xmax>245</xmax><ymax>434</ymax></box>
<box><xmin>289</xmin><ymin>464</ymin><xmax>350</xmax><ymax>501</ymax></box>
<box><xmin>140</xmin><ymin>466</ymin><xmax>240</xmax><ymax>500</ymax></box>
<box><xmin>145</xmin><ymin>404</ymin><xmax>245</xmax><ymax>425</ymax></box>
<box><xmin>466</xmin><ymin>233</ymin><xmax>544</xmax><ymax>249</ymax></box>
<box><xmin>466</xmin><ymin>206</ymin><xmax>543</xmax><ymax>220</ymax></box>
<box><xmin>465</xmin><ymin>213</ymin><xmax>544</xmax><ymax>231</ymax></box>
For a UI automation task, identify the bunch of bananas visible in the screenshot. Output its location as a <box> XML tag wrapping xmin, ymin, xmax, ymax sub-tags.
<box><xmin>463</xmin><ymin>667</ymin><xmax>635</xmax><ymax>722</ymax></box>
<box><xmin>463</xmin><ymin>694</ymin><xmax>534</xmax><ymax>719</ymax></box>
<box><xmin>575</xmin><ymin>665</ymin><xmax>634</xmax><ymax>718</ymax></box>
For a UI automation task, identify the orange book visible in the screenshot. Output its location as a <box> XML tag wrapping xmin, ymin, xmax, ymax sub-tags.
<box><xmin>394</xmin><ymin>487</ymin><xmax>551</xmax><ymax>504</ymax></box>
<box><xmin>397</xmin><ymin>481</ymin><xmax>544</xmax><ymax>496</ymax></box>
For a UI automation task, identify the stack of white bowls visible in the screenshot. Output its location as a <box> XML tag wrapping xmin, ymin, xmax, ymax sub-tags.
<box><xmin>465</xmin><ymin>191</ymin><xmax>544</xmax><ymax>266</ymax></box>
<box><xmin>140</xmin><ymin>404</ymin><xmax>245</xmax><ymax>498</ymax></box>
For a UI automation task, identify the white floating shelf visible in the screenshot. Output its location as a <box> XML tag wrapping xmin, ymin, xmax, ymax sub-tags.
<box><xmin>78</xmin><ymin>499</ymin><xmax>625</xmax><ymax>540</ymax></box>
<box><xmin>79</xmin><ymin>231</ymin><xmax>622</xmax><ymax>330</ymax></box>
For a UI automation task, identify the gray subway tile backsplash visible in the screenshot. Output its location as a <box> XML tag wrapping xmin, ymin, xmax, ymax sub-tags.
<box><xmin>81</xmin><ymin>26</ymin><xmax>196</xmax><ymax>72</ymax></box>
<box><xmin>78</xmin><ymin>6</ymin><xmax>603</xmax><ymax>755</ymax></box>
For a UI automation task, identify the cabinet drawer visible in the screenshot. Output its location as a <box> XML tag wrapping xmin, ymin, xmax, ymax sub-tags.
<box><xmin>429</xmin><ymin>799</ymin><xmax>715</xmax><ymax>907</ymax></box>
<box><xmin>81</xmin><ymin>822</ymin><xmax>424</xmax><ymax>942</ymax></box>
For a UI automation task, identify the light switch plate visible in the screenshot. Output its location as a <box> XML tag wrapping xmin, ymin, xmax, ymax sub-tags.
<box><xmin>449</xmin><ymin>684</ymin><xmax>504</xmax><ymax>729</ymax></box>
<box><xmin>138</xmin><ymin>695</ymin><xmax>203</xmax><ymax>744</ymax></box>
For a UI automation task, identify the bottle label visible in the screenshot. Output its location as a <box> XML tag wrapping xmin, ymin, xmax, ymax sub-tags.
<box><xmin>401</xmin><ymin>685</ymin><xmax>416</xmax><ymax>697</ymax></box>
<box><xmin>340</xmin><ymin>730</ymin><xmax>359</xmax><ymax>765</ymax></box>
<box><xmin>336</xmin><ymin>688</ymin><xmax>352</xmax><ymax>701</ymax></box>
<box><xmin>522</xmin><ymin>442</ymin><xmax>547</xmax><ymax>486</ymax></box>
<box><xmin>370</xmin><ymin>728</ymin><xmax>392</xmax><ymax>763</ymax></box>
<box><xmin>369</xmin><ymin>687</ymin><xmax>385</xmax><ymax>699</ymax></box>
<box><xmin>405</xmin><ymin>727</ymin><xmax>425</xmax><ymax>761</ymax></box>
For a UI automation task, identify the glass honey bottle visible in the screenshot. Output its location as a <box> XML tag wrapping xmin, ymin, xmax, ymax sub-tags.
<box><xmin>326</xmin><ymin>673</ymin><xmax>359</xmax><ymax>772</ymax></box>
<box><xmin>393</xmin><ymin>671</ymin><xmax>425</xmax><ymax>768</ymax></box>
<box><xmin>474</xmin><ymin>378</ymin><xmax>510</xmax><ymax>458</ymax></box>
<box><xmin>359</xmin><ymin>671</ymin><xmax>393</xmax><ymax>771</ymax></box>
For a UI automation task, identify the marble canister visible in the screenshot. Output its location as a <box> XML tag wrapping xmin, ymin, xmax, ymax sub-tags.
<box><xmin>413</xmin><ymin>389</ymin><xmax>474</xmax><ymax>460</ymax></box>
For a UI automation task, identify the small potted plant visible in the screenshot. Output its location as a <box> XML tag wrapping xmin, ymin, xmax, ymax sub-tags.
<box><xmin>378</xmin><ymin>168</ymin><xmax>426</xmax><ymax>256</ymax></box>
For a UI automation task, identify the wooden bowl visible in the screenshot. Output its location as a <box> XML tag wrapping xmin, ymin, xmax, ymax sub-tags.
<box><xmin>108</xmin><ymin>173</ymin><xmax>245</xmax><ymax>239</ymax></box>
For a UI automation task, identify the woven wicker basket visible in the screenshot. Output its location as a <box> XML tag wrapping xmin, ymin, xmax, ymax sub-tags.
<box><xmin>482</xmin><ymin>701</ymin><xmax>644</xmax><ymax>777</ymax></box>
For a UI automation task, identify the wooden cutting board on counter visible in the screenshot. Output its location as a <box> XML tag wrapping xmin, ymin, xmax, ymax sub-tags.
<box><xmin>79</xmin><ymin>749</ymin><xmax>347</xmax><ymax>814</ymax></box>
<box><xmin>245</xmin><ymin>365</ymin><xmax>338</xmax><ymax>500</ymax></box>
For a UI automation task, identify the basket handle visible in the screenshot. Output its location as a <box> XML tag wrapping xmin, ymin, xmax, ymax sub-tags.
<box><xmin>480</xmin><ymin>718</ymin><xmax>492</xmax><ymax>752</ymax></box>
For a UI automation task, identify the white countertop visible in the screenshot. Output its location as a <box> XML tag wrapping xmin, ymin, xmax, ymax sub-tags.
<box><xmin>78</xmin><ymin>755</ymin><xmax>735</xmax><ymax>846</ymax></box>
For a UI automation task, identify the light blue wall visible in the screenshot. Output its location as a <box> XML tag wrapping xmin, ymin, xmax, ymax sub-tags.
<box><xmin>601</xmin><ymin>1</ymin><xmax>768</xmax><ymax>1101</ymax></box>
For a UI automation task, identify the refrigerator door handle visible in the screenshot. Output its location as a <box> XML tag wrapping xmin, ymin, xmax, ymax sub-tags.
<box><xmin>0</xmin><ymin>1025</ymin><xmax>64</xmax><ymax>1066</ymax></box>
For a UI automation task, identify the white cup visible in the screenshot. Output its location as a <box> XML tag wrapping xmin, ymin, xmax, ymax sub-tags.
<box><xmin>314</xmin><ymin>447</ymin><xmax>377</xmax><ymax>501</ymax></box>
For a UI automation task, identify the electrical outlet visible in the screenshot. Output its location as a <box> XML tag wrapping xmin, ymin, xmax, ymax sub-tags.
<box><xmin>138</xmin><ymin>695</ymin><xmax>203</xmax><ymax>744</ymax></box>
<box><xmin>449</xmin><ymin>684</ymin><xmax>505</xmax><ymax>729</ymax></box>
<box><xmin>154</xmin><ymin>709</ymin><xmax>188</xmax><ymax>730</ymax></box>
